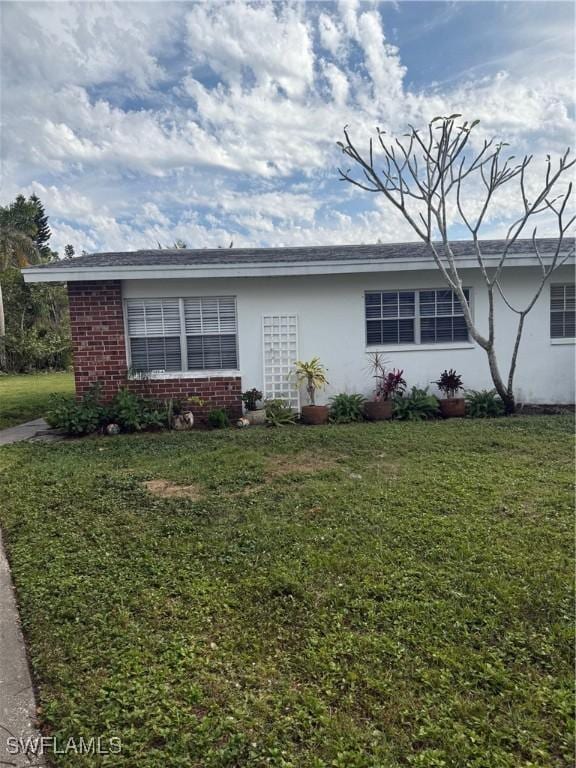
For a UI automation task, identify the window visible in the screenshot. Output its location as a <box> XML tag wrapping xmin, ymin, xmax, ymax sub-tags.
<box><xmin>550</xmin><ymin>284</ymin><xmax>575</xmax><ymax>339</ymax></box>
<box><xmin>366</xmin><ymin>291</ymin><xmax>415</xmax><ymax>345</ymax></box>
<box><xmin>365</xmin><ymin>288</ymin><xmax>470</xmax><ymax>346</ymax></box>
<box><xmin>126</xmin><ymin>296</ymin><xmax>238</xmax><ymax>373</ymax></box>
<box><xmin>419</xmin><ymin>289</ymin><xmax>470</xmax><ymax>343</ymax></box>
<box><xmin>127</xmin><ymin>299</ymin><xmax>182</xmax><ymax>372</ymax></box>
<box><xmin>184</xmin><ymin>297</ymin><xmax>238</xmax><ymax>370</ymax></box>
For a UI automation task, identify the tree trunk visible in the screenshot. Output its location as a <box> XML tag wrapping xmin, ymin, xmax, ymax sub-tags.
<box><xmin>486</xmin><ymin>345</ymin><xmax>515</xmax><ymax>414</ymax></box>
<box><xmin>0</xmin><ymin>279</ymin><xmax>6</xmax><ymax>371</ymax></box>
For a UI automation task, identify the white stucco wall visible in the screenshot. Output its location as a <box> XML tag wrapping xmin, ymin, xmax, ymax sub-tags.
<box><xmin>123</xmin><ymin>264</ymin><xmax>575</xmax><ymax>404</ymax></box>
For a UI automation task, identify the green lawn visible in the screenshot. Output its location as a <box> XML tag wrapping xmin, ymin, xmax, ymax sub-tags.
<box><xmin>0</xmin><ymin>371</ymin><xmax>74</xmax><ymax>429</ymax></box>
<box><xmin>0</xmin><ymin>418</ymin><xmax>573</xmax><ymax>767</ymax></box>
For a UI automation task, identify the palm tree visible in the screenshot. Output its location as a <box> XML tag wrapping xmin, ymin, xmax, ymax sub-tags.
<box><xmin>0</xmin><ymin>206</ymin><xmax>40</xmax><ymax>365</ymax></box>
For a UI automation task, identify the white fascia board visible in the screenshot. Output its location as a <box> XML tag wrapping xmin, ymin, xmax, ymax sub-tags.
<box><xmin>21</xmin><ymin>253</ymin><xmax>574</xmax><ymax>283</ymax></box>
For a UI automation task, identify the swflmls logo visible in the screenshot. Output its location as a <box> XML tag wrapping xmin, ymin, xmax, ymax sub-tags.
<box><xmin>6</xmin><ymin>736</ymin><xmax>122</xmax><ymax>756</ymax></box>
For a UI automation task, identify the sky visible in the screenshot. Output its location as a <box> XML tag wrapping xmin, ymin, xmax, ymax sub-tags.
<box><xmin>1</xmin><ymin>0</ymin><xmax>574</xmax><ymax>255</ymax></box>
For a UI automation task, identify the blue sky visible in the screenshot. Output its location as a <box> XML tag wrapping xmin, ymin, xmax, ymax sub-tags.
<box><xmin>1</xmin><ymin>1</ymin><xmax>574</xmax><ymax>254</ymax></box>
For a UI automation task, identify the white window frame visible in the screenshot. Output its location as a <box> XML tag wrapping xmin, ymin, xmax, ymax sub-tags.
<box><xmin>550</xmin><ymin>283</ymin><xmax>575</xmax><ymax>343</ymax></box>
<box><xmin>364</xmin><ymin>287</ymin><xmax>474</xmax><ymax>349</ymax></box>
<box><xmin>124</xmin><ymin>296</ymin><xmax>240</xmax><ymax>378</ymax></box>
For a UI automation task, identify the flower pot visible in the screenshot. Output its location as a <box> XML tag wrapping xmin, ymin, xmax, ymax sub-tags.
<box><xmin>245</xmin><ymin>408</ymin><xmax>267</xmax><ymax>425</ymax></box>
<box><xmin>364</xmin><ymin>400</ymin><xmax>393</xmax><ymax>421</ymax></box>
<box><xmin>439</xmin><ymin>397</ymin><xmax>466</xmax><ymax>418</ymax></box>
<box><xmin>172</xmin><ymin>412</ymin><xmax>195</xmax><ymax>430</ymax></box>
<box><xmin>301</xmin><ymin>405</ymin><xmax>329</xmax><ymax>425</ymax></box>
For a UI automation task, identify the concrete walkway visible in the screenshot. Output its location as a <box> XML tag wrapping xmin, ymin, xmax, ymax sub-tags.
<box><xmin>0</xmin><ymin>530</ymin><xmax>47</xmax><ymax>767</ymax></box>
<box><xmin>0</xmin><ymin>418</ymin><xmax>63</xmax><ymax>446</ymax></box>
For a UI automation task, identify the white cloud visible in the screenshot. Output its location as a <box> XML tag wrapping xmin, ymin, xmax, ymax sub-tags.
<box><xmin>186</xmin><ymin>3</ymin><xmax>315</xmax><ymax>98</ymax></box>
<box><xmin>318</xmin><ymin>12</ymin><xmax>343</xmax><ymax>57</ymax></box>
<box><xmin>1</xmin><ymin>1</ymin><xmax>573</xmax><ymax>256</ymax></box>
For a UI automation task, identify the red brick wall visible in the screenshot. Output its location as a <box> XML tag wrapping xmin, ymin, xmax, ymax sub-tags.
<box><xmin>68</xmin><ymin>281</ymin><xmax>127</xmax><ymax>400</ymax></box>
<box><xmin>67</xmin><ymin>281</ymin><xmax>242</xmax><ymax>418</ymax></box>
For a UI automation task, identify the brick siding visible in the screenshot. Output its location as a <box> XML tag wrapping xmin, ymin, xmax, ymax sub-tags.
<box><xmin>67</xmin><ymin>280</ymin><xmax>242</xmax><ymax>419</ymax></box>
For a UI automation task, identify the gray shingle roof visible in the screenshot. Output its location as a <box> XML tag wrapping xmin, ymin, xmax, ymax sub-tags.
<box><xmin>32</xmin><ymin>237</ymin><xmax>572</xmax><ymax>270</ymax></box>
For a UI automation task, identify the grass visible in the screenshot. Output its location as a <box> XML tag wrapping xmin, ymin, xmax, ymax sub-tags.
<box><xmin>0</xmin><ymin>417</ymin><xmax>573</xmax><ymax>767</ymax></box>
<box><xmin>0</xmin><ymin>371</ymin><xmax>74</xmax><ymax>429</ymax></box>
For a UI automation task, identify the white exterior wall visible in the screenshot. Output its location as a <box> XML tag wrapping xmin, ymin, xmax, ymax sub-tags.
<box><xmin>123</xmin><ymin>264</ymin><xmax>575</xmax><ymax>405</ymax></box>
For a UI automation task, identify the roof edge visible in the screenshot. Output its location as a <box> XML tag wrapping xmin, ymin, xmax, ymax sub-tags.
<box><xmin>22</xmin><ymin>251</ymin><xmax>575</xmax><ymax>283</ymax></box>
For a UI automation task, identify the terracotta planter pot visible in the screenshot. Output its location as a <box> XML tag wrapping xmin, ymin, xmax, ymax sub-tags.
<box><xmin>245</xmin><ymin>408</ymin><xmax>267</xmax><ymax>425</ymax></box>
<box><xmin>439</xmin><ymin>397</ymin><xmax>466</xmax><ymax>418</ymax></box>
<box><xmin>364</xmin><ymin>400</ymin><xmax>393</xmax><ymax>421</ymax></box>
<box><xmin>301</xmin><ymin>405</ymin><xmax>329</xmax><ymax>425</ymax></box>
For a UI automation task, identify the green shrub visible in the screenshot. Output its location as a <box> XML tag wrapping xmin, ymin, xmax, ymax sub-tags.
<box><xmin>1</xmin><ymin>266</ymin><xmax>71</xmax><ymax>373</ymax></box>
<box><xmin>5</xmin><ymin>327</ymin><xmax>72</xmax><ymax>373</ymax></box>
<box><xmin>264</xmin><ymin>399</ymin><xmax>296</xmax><ymax>426</ymax></box>
<box><xmin>207</xmin><ymin>408</ymin><xmax>230</xmax><ymax>428</ymax></box>
<box><xmin>46</xmin><ymin>385</ymin><xmax>108</xmax><ymax>435</ymax></box>
<box><xmin>465</xmin><ymin>389</ymin><xmax>505</xmax><ymax>418</ymax></box>
<box><xmin>393</xmin><ymin>386</ymin><xmax>440</xmax><ymax>421</ymax></box>
<box><xmin>109</xmin><ymin>388</ymin><xmax>168</xmax><ymax>432</ymax></box>
<box><xmin>329</xmin><ymin>393</ymin><xmax>366</xmax><ymax>423</ymax></box>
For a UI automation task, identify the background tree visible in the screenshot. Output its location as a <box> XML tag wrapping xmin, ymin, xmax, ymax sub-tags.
<box><xmin>30</xmin><ymin>193</ymin><xmax>52</xmax><ymax>258</ymax></box>
<box><xmin>0</xmin><ymin>195</ymin><xmax>70</xmax><ymax>372</ymax></box>
<box><xmin>0</xmin><ymin>200</ymin><xmax>40</xmax><ymax>360</ymax></box>
<box><xmin>338</xmin><ymin>115</ymin><xmax>575</xmax><ymax>413</ymax></box>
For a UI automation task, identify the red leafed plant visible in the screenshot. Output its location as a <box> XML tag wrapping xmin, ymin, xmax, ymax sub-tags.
<box><xmin>378</xmin><ymin>369</ymin><xmax>407</xmax><ymax>401</ymax></box>
<box><xmin>366</xmin><ymin>352</ymin><xmax>407</xmax><ymax>401</ymax></box>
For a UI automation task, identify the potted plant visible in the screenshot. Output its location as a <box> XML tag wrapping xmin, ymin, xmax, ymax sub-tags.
<box><xmin>172</xmin><ymin>396</ymin><xmax>205</xmax><ymax>430</ymax></box>
<box><xmin>294</xmin><ymin>357</ymin><xmax>329</xmax><ymax>425</ymax></box>
<box><xmin>364</xmin><ymin>352</ymin><xmax>406</xmax><ymax>420</ymax></box>
<box><xmin>434</xmin><ymin>369</ymin><xmax>465</xmax><ymax>418</ymax></box>
<box><xmin>242</xmin><ymin>387</ymin><xmax>266</xmax><ymax>425</ymax></box>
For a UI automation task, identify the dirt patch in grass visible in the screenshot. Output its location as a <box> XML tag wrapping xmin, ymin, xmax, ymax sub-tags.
<box><xmin>226</xmin><ymin>453</ymin><xmax>341</xmax><ymax>498</ymax></box>
<box><xmin>266</xmin><ymin>452</ymin><xmax>339</xmax><ymax>477</ymax></box>
<box><xmin>144</xmin><ymin>479</ymin><xmax>203</xmax><ymax>500</ymax></box>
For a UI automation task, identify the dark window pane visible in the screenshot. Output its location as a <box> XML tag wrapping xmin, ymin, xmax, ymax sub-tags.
<box><xmin>435</xmin><ymin>316</ymin><xmax>453</xmax><ymax>342</ymax></box>
<box><xmin>381</xmin><ymin>293</ymin><xmax>399</xmax><ymax>317</ymax></box>
<box><xmin>366</xmin><ymin>320</ymin><xmax>383</xmax><ymax>344</ymax></box>
<box><xmin>381</xmin><ymin>320</ymin><xmax>399</xmax><ymax>343</ymax></box>
<box><xmin>419</xmin><ymin>300</ymin><xmax>435</xmax><ymax>316</ymax></box>
<box><xmin>421</xmin><ymin>317</ymin><xmax>468</xmax><ymax>344</ymax></box>
<box><xmin>130</xmin><ymin>337</ymin><xmax>181</xmax><ymax>372</ymax></box>
<box><xmin>366</xmin><ymin>302</ymin><xmax>382</xmax><ymax>319</ymax></box>
<box><xmin>399</xmin><ymin>292</ymin><xmax>415</xmax><ymax>316</ymax></box>
<box><xmin>187</xmin><ymin>334</ymin><xmax>238</xmax><ymax>370</ymax></box>
<box><xmin>399</xmin><ymin>318</ymin><xmax>415</xmax><ymax>343</ymax></box>
<box><xmin>453</xmin><ymin>316</ymin><xmax>469</xmax><ymax>341</ymax></box>
<box><xmin>420</xmin><ymin>318</ymin><xmax>436</xmax><ymax>343</ymax></box>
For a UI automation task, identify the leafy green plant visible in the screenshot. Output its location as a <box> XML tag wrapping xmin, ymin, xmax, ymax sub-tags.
<box><xmin>264</xmin><ymin>399</ymin><xmax>296</xmax><ymax>426</ymax></box>
<box><xmin>434</xmin><ymin>369</ymin><xmax>464</xmax><ymax>398</ymax></box>
<box><xmin>46</xmin><ymin>383</ymin><xmax>108</xmax><ymax>435</ymax></box>
<box><xmin>109</xmin><ymin>388</ymin><xmax>167</xmax><ymax>432</ymax></box>
<box><xmin>465</xmin><ymin>389</ymin><xmax>505</xmax><ymax>418</ymax></box>
<box><xmin>207</xmin><ymin>408</ymin><xmax>230</xmax><ymax>428</ymax></box>
<box><xmin>293</xmin><ymin>358</ymin><xmax>328</xmax><ymax>405</ymax></box>
<box><xmin>329</xmin><ymin>393</ymin><xmax>366</xmax><ymax>423</ymax></box>
<box><xmin>241</xmin><ymin>388</ymin><xmax>263</xmax><ymax>411</ymax></box>
<box><xmin>393</xmin><ymin>386</ymin><xmax>440</xmax><ymax>421</ymax></box>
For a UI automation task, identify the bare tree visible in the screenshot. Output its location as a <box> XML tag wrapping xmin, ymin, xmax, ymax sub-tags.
<box><xmin>338</xmin><ymin>115</ymin><xmax>575</xmax><ymax>413</ymax></box>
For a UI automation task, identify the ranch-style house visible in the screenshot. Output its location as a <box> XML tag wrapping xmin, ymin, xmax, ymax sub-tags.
<box><xmin>23</xmin><ymin>238</ymin><xmax>575</xmax><ymax>417</ymax></box>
